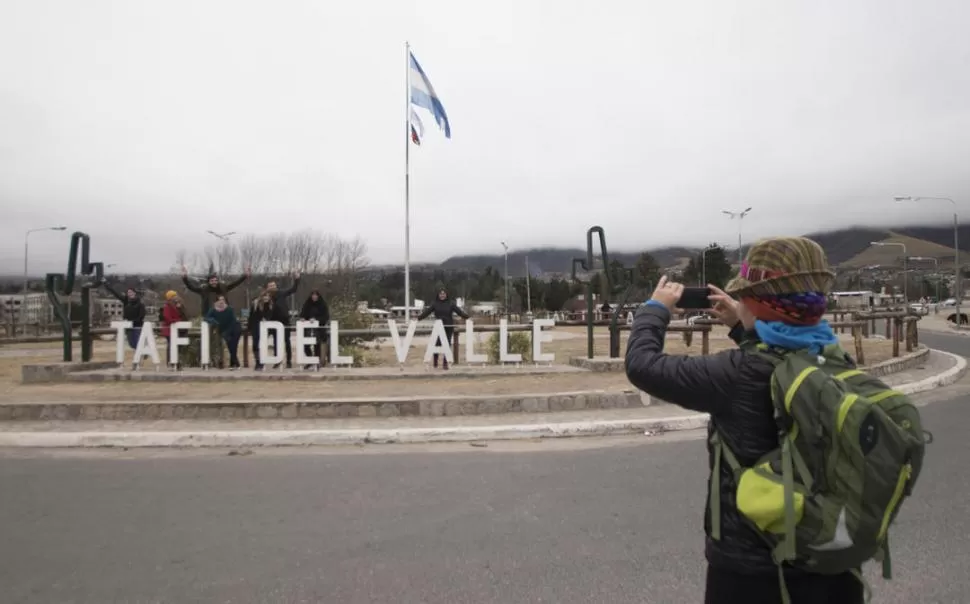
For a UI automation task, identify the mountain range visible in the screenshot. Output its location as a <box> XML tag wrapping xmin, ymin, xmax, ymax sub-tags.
<box><xmin>439</xmin><ymin>224</ymin><xmax>970</xmax><ymax>278</ymax></box>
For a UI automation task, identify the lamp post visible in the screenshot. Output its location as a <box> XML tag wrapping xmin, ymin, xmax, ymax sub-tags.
<box><xmin>722</xmin><ymin>207</ymin><xmax>753</xmax><ymax>266</ymax></box>
<box><xmin>500</xmin><ymin>241</ymin><xmax>509</xmax><ymax>317</ymax></box>
<box><xmin>870</xmin><ymin>242</ymin><xmax>907</xmax><ymax>304</ymax></box>
<box><xmin>524</xmin><ymin>255</ymin><xmax>532</xmax><ymax>315</ymax></box>
<box><xmin>23</xmin><ymin>226</ymin><xmax>67</xmax><ymax>334</ymax></box>
<box><xmin>895</xmin><ymin>196</ymin><xmax>960</xmax><ymax>324</ymax></box>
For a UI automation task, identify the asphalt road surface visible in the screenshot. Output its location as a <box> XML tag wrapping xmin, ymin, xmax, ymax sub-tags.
<box><xmin>1</xmin><ymin>335</ymin><xmax>968</xmax><ymax>603</ymax></box>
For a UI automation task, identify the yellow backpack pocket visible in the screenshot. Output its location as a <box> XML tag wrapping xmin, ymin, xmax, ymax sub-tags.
<box><xmin>736</xmin><ymin>463</ymin><xmax>806</xmax><ymax>534</ymax></box>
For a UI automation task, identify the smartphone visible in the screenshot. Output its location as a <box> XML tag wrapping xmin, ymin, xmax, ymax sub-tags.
<box><xmin>678</xmin><ymin>287</ymin><xmax>712</xmax><ymax>310</ymax></box>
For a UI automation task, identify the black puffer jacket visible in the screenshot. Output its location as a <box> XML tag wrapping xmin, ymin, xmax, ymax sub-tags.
<box><xmin>102</xmin><ymin>283</ymin><xmax>146</xmax><ymax>327</ymax></box>
<box><xmin>417</xmin><ymin>297</ymin><xmax>469</xmax><ymax>326</ymax></box>
<box><xmin>625</xmin><ymin>303</ymin><xmax>791</xmax><ymax>575</ymax></box>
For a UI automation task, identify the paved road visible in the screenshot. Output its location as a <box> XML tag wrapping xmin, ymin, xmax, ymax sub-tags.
<box><xmin>0</xmin><ymin>332</ymin><xmax>967</xmax><ymax>603</ymax></box>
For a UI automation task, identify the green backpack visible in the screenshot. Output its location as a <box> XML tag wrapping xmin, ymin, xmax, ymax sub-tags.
<box><xmin>709</xmin><ymin>342</ymin><xmax>928</xmax><ymax>603</ymax></box>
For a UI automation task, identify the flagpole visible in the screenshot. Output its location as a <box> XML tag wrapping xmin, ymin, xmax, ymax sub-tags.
<box><xmin>404</xmin><ymin>40</ymin><xmax>412</xmax><ymax>321</ymax></box>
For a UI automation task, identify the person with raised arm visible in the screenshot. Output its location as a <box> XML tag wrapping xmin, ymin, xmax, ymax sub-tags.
<box><xmin>181</xmin><ymin>265</ymin><xmax>251</xmax><ymax>367</ymax></box>
<box><xmin>264</xmin><ymin>270</ymin><xmax>301</xmax><ymax>369</ymax></box>
<box><xmin>417</xmin><ymin>287</ymin><xmax>469</xmax><ymax>370</ymax></box>
<box><xmin>99</xmin><ymin>278</ymin><xmax>146</xmax><ymax>351</ymax></box>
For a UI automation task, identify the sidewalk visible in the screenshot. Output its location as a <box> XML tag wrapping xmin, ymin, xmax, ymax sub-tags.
<box><xmin>0</xmin><ymin>350</ymin><xmax>964</xmax><ymax>448</ymax></box>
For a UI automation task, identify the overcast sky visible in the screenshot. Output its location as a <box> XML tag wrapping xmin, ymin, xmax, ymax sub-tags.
<box><xmin>2</xmin><ymin>0</ymin><xmax>969</xmax><ymax>275</ymax></box>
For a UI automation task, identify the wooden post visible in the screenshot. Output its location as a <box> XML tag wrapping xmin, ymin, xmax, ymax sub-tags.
<box><xmin>852</xmin><ymin>324</ymin><xmax>865</xmax><ymax>365</ymax></box>
<box><xmin>702</xmin><ymin>328</ymin><xmax>710</xmax><ymax>355</ymax></box>
<box><xmin>885</xmin><ymin>318</ymin><xmax>892</xmax><ymax>341</ymax></box>
<box><xmin>892</xmin><ymin>318</ymin><xmax>900</xmax><ymax>357</ymax></box>
<box><xmin>452</xmin><ymin>328</ymin><xmax>461</xmax><ymax>363</ymax></box>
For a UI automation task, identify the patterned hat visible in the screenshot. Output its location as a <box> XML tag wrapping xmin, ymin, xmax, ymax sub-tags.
<box><xmin>725</xmin><ymin>236</ymin><xmax>835</xmax><ymax>297</ymax></box>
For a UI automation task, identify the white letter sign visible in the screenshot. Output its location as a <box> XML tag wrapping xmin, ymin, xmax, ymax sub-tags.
<box><xmin>387</xmin><ymin>319</ymin><xmax>418</xmax><ymax>364</ymax></box>
<box><xmin>199</xmin><ymin>323</ymin><xmax>211</xmax><ymax>368</ymax></box>
<box><xmin>111</xmin><ymin>320</ymin><xmax>131</xmax><ymax>364</ymax></box>
<box><xmin>133</xmin><ymin>321</ymin><xmax>160</xmax><ymax>366</ymax></box>
<box><xmin>295</xmin><ymin>320</ymin><xmax>319</xmax><ymax>366</ymax></box>
<box><xmin>259</xmin><ymin>321</ymin><xmax>284</xmax><ymax>366</ymax></box>
<box><xmin>169</xmin><ymin>321</ymin><xmax>192</xmax><ymax>366</ymax></box>
<box><xmin>464</xmin><ymin>320</ymin><xmax>487</xmax><ymax>364</ymax></box>
<box><xmin>532</xmin><ymin>318</ymin><xmax>556</xmax><ymax>363</ymax></box>
<box><xmin>329</xmin><ymin>320</ymin><xmax>354</xmax><ymax>366</ymax></box>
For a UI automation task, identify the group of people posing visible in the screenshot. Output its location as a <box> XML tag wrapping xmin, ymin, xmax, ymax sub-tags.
<box><xmin>101</xmin><ymin>268</ymin><xmax>330</xmax><ymax>370</ymax></box>
<box><xmin>103</xmin><ymin>272</ymin><xmax>470</xmax><ymax>371</ymax></box>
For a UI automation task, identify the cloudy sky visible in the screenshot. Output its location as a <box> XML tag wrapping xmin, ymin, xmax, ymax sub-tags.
<box><xmin>2</xmin><ymin>0</ymin><xmax>969</xmax><ymax>275</ymax></box>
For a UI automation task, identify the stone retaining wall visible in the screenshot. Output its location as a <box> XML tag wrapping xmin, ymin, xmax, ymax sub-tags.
<box><xmin>0</xmin><ymin>390</ymin><xmax>644</xmax><ymax>422</ymax></box>
<box><xmin>862</xmin><ymin>346</ymin><xmax>929</xmax><ymax>377</ymax></box>
<box><xmin>21</xmin><ymin>361</ymin><xmax>119</xmax><ymax>384</ymax></box>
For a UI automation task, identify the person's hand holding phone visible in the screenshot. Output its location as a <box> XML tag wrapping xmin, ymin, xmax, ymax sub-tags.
<box><xmin>708</xmin><ymin>284</ymin><xmax>741</xmax><ymax>327</ymax></box>
<box><xmin>650</xmin><ymin>276</ymin><xmax>684</xmax><ymax>311</ymax></box>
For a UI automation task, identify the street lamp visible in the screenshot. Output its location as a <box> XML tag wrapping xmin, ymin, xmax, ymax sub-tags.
<box><xmin>23</xmin><ymin>226</ymin><xmax>67</xmax><ymax>333</ymax></box>
<box><xmin>722</xmin><ymin>207</ymin><xmax>753</xmax><ymax>266</ymax></box>
<box><xmin>500</xmin><ymin>241</ymin><xmax>509</xmax><ymax>317</ymax></box>
<box><xmin>870</xmin><ymin>242</ymin><xmax>907</xmax><ymax>303</ymax></box>
<box><xmin>206</xmin><ymin>230</ymin><xmax>237</xmax><ymax>241</ymax></box>
<box><xmin>895</xmin><ymin>195</ymin><xmax>961</xmax><ymax>323</ymax></box>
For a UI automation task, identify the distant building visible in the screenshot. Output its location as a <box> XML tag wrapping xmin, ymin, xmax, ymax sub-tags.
<box><xmin>96</xmin><ymin>291</ymin><xmax>159</xmax><ymax>325</ymax></box>
<box><xmin>0</xmin><ymin>293</ymin><xmax>50</xmax><ymax>324</ymax></box>
<box><xmin>830</xmin><ymin>291</ymin><xmax>874</xmax><ymax>310</ymax></box>
<box><xmin>470</xmin><ymin>301</ymin><xmax>500</xmax><ymax>315</ymax></box>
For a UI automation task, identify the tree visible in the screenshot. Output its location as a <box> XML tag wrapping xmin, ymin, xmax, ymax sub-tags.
<box><xmin>682</xmin><ymin>243</ymin><xmax>733</xmax><ymax>289</ymax></box>
<box><xmin>544</xmin><ymin>278</ymin><xmax>574</xmax><ymax>312</ymax></box>
<box><xmin>634</xmin><ymin>252</ymin><xmax>661</xmax><ymax>289</ymax></box>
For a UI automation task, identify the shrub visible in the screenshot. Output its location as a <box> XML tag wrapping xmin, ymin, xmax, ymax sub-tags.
<box><xmin>485</xmin><ymin>331</ymin><xmax>532</xmax><ymax>364</ymax></box>
<box><xmin>329</xmin><ymin>296</ymin><xmax>375</xmax><ymax>367</ymax></box>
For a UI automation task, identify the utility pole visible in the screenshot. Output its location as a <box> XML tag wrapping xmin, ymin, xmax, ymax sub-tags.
<box><xmin>23</xmin><ymin>226</ymin><xmax>67</xmax><ymax>335</ymax></box>
<box><xmin>525</xmin><ymin>255</ymin><xmax>532</xmax><ymax>315</ymax></box>
<box><xmin>500</xmin><ymin>241</ymin><xmax>509</xmax><ymax>317</ymax></box>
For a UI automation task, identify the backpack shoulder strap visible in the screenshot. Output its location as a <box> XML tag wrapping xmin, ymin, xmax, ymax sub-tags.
<box><xmin>708</xmin><ymin>426</ymin><xmax>744</xmax><ymax>541</ymax></box>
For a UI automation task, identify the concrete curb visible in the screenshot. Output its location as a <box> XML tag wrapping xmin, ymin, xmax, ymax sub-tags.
<box><xmin>0</xmin><ymin>414</ymin><xmax>713</xmax><ymax>448</ymax></box>
<box><xmin>894</xmin><ymin>350</ymin><xmax>967</xmax><ymax>395</ymax></box>
<box><xmin>0</xmin><ymin>350</ymin><xmax>965</xmax><ymax>449</ymax></box>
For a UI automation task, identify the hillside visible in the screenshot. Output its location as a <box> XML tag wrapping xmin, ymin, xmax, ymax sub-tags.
<box><xmin>838</xmin><ymin>232</ymin><xmax>970</xmax><ymax>269</ymax></box>
<box><xmin>439</xmin><ymin>223</ymin><xmax>969</xmax><ymax>277</ymax></box>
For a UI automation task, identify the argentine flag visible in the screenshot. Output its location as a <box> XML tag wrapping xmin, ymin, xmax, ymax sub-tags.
<box><xmin>409</xmin><ymin>51</ymin><xmax>451</xmax><ymax>139</ymax></box>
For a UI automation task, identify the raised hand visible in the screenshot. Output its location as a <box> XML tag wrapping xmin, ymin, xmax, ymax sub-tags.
<box><xmin>650</xmin><ymin>276</ymin><xmax>685</xmax><ymax>311</ymax></box>
<box><xmin>707</xmin><ymin>284</ymin><xmax>740</xmax><ymax>327</ymax></box>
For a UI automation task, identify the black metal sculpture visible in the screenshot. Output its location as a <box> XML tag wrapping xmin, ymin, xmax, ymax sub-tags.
<box><xmin>570</xmin><ymin>227</ymin><xmax>631</xmax><ymax>359</ymax></box>
<box><xmin>44</xmin><ymin>232</ymin><xmax>104</xmax><ymax>362</ymax></box>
